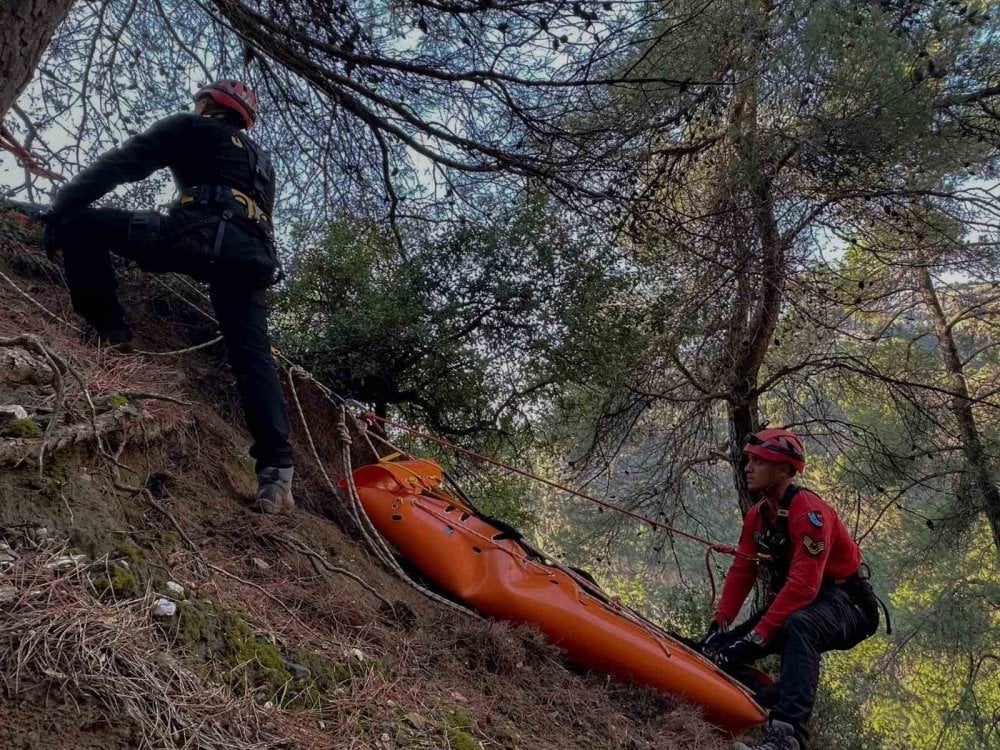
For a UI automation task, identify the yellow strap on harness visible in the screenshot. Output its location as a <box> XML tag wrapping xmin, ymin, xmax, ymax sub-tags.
<box><xmin>229</xmin><ymin>188</ymin><xmax>260</xmax><ymax>220</ymax></box>
<box><xmin>176</xmin><ymin>188</ymin><xmax>268</xmax><ymax>224</ymax></box>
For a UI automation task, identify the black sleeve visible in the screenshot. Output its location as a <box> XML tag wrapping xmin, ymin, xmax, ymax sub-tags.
<box><xmin>265</xmin><ymin>157</ymin><xmax>276</xmax><ymax>214</ymax></box>
<box><xmin>50</xmin><ymin>114</ymin><xmax>190</xmax><ymax>219</ymax></box>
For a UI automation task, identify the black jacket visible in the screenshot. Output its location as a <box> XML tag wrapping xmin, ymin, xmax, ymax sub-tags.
<box><xmin>51</xmin><ymin>112</ymin><xmax>276</xmax><ymax>225</ymax></box>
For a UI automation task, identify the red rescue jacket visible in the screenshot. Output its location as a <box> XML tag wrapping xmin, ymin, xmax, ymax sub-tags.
<box><xmin>715</xmin><ymin>487</ymin><xmax>862</xmax><ymax>641</ymax></box>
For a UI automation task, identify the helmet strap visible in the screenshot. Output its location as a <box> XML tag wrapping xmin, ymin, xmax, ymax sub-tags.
<box><xmin>762</xmin><ymin>468</ymin><xmax>795</xmax><ymax>503</ymax></box>
<box><xmin>205</xmin><ymin>109</ymin><xmax>245</xmax><ymax>129</ymax></box>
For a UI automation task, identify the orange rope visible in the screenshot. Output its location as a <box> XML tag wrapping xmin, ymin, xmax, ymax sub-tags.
<box><xmin>0</xmin><ymin>124</ymin><xmax>64</xmax><ymax>182</ymax></box>
<box><xmin>359</xmin><ymin>410</ymin><xmax>762</xmax><ymax>563</ymax></box>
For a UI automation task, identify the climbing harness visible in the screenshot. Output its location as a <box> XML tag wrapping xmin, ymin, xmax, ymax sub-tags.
<box><xmin>753</xmin><ymin>484</ymin><xmax>803</xmax><ymax>588</ymax></box>
<box><xmin>171</xmin><ymin>124</ymin><xmax>281</xmax><ymax>285</ymax></box>
<box><xmin>177</xmin><ymin>185</ymin><xmax>270</xmax><ymax>228</ymax></box>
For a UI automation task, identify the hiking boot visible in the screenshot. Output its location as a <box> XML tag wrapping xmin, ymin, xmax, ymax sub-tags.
<box><xmin>733</xmin><ymin>719</ymin><xmax>801</xmax><ymax>750</ymax></box>
<box><xmin>256</xmin><ymin>466</ymin><xmax>294</xmax><ymax>514</ymax></box>
<box><xmin>79</xmin><ymin>322</ymin><xmax>134</xmax><ymax>351</ymax></box>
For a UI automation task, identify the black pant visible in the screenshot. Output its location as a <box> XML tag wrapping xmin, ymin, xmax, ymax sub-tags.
<box><xmin>730</xmin><ymin>580</ymin><xmax>879</xmax><ymax>744</ymax></box>
<box><xmin>56</xmin><ymin>207</ymin><xmax>293</xmax><ymax>471</ymax></box>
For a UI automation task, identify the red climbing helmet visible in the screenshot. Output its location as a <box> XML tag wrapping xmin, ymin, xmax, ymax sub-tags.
<box><xmin>194</xmin><ymin>80</ymin><xmax>258</xmax><ymax>128</ymax></box>
<box><xmin>744</xmin><ymin>428</ymin><xmax>806</xmax><ymax>473</ymax></box>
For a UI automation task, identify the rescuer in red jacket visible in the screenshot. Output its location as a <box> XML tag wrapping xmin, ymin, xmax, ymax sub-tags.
<box><xmin>701</xmin><ymin>428</ymin><xmax>881</xmax><ymax>750</ymax></box>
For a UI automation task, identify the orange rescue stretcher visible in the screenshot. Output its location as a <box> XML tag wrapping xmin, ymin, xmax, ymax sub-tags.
<box><xmin>346</xmin><ymin>458</ymin><xmax>767</xmax><ymax>735</ymax></box>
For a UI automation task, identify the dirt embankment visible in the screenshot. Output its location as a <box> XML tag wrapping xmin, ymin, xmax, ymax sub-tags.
<box><xmin>0</xmin><ymin>216</ymin><xmax>725</xmax><ymax>750</ymax></box>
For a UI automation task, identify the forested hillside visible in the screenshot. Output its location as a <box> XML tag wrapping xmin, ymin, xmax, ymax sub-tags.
<box><xmin>1</xmin><ymin>1</ymin><xmax>999</xmax><ymax>748</ymax></box>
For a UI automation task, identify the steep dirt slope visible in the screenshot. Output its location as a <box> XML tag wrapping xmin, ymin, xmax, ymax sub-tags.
<box><xmin>0</xmin><ymin>215</ymin><xmax>727</xmax><ymax>750</ymax></box>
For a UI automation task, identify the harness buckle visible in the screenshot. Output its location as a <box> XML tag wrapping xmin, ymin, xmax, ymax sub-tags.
<box><xmin>230</xmin><ymin>188</ymin><xmax>258</xmax><ymax>219</ymax></box>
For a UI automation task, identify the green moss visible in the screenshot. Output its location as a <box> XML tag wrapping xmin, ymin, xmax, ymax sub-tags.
<box><xmin>117</xmin><ymin>542</ymin><xmax>144</xmax><ymax>564</ymax></box>
<box><xmin>0</xmin><ymin>418</ymin><xmax>42</xmax><ymax>438</ymax></box>
<box><xmin>288</xmin><ymin>648</ymin><xmax>352</xmax><ymax>691</ymax></box>
<box><xmin>171</xmin><ymin>599</ymin><xmax>220</xmax><ymax>647</ymax></box>
<box><xmin>443</xmin><ymin>708</ymin><xmax>478</xmax><ymax>750</ymax></box>
<box><xmin>166</xmin><ymin>599</ymin><xmax>348</xmax><ymax>706</ymax></box>
<box><xmin>446</xmin><ymin>728</ymin><xmax>479</xmax><ymax>750</ymax></box>
<box><xmin>107</xmin><ymin>394</ymin><xmax>129</xmax><ymax>408</ymax></box>
<box><xmin>159</xmin><ymin>530</ymin><xmax>181</xmax><ymax>547</ymax></box>
<box><xmin>446</xmin><ymin>708</ymin><xmax>471</xmax><ymax>730</ymax></box>
<box><xmin>94</xmin><ymin>566</ymin><xmax>139</xmax><ymax>598</ymax></box>
<box><xmin>227</xmin><ymin>625</ymin><xmax>290</xmax><ymax>697</ymax></box>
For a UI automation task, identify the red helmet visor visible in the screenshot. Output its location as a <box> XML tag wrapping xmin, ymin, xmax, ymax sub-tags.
<box><xmin>195</xmin><ymin>84</ymin><xmax>256</xmax><ymax>128</ymax></box>
<box><xmin>743</xmin><ymin>432</ymin><xmax>805</xmax><ymax>472</ymax></box>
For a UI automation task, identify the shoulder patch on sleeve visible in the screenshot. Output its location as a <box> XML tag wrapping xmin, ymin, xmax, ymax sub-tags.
<box><xmin>807</xmin><ymin>510</ymin><xmax>823</xmax><ymax>528</ymax></box>
<box><xmin>802</xmin><ymin>535</ymin><xmax>825</xmax><ymax>555</ymax></box>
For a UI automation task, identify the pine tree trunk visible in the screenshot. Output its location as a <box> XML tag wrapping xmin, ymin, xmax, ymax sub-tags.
<box><xmin>0</xmin><ymin>0</ymin><xmax>73</xmax><ymax>120</ymax></box>
<box><xmin>914</xmin><ymin>263</ymin><xmax>1000</xmax><ymax>551</ymax></box>
<box><xmin>722</xmin><ymin>57</ymin><xmax>786</xmax><ymax>515</ymax></box>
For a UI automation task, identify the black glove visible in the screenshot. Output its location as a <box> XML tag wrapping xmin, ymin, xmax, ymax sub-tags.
<box><xmin>699</xmin><ymin>619</ymin><xmax>731</xmax><ymax>657</ymax></box>
<box><xmin>42</xmin><ymin>213</ymin><xmax>62</xmax><ymax>262</ymax></box>
<box><xmin>716</xmin><ymin>630</ymin><xmax>767</xmax><ymax>667</ymax></box>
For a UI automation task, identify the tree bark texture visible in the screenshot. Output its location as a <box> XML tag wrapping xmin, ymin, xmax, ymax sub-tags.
<box><xmin>0</xmin><ymin>0</ymin><xmax>73</xmax><ymax>121</ymax></box>
<box><xmin>0</xmin><ymin>407</ymin><xmax>173</xmax><ymax>467</ymax></box>
<box><xmin>720</xmin><ymin>21</ymin><xmax>787</xmax><ymax>514</ymax></box>
<box><xmin>914</xmin><ymin>263</ymin><xmax>1000</xmax><ymax>551</ymax></box>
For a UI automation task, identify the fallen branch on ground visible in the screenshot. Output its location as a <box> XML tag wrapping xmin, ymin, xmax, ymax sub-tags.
<box><xmin>267</xmin><ymin>531</ymin><xmax>397</xmax><ymax>613</ymax></box>
<box><xmin>135</xmin><ymin>335</ymin><xmax>223</xmax><ymax>357</ymax></box>
<box><xmin>94</xmin><ymin>391</ymin><xmax>193</xmax><ymax>408</ymax></box>
<box><xmin>0</xmin><ymin>404</ymin><xmax>173</xmax><ymax>467</ymax></box>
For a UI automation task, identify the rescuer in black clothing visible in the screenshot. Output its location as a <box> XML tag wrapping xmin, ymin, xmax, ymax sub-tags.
<box><xmin>43</xmin><ymin>80</ymin><xmax>295</xmax><ymax>513</ymax></box>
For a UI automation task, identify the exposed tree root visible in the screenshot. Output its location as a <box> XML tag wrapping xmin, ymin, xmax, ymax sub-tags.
<box><xmin>266</xmin><ymin>531</ymin><xmax>397</xmax><ymax>613</ymax></box>
<box><xmin>0</xmin><ymin>403</ymin><xmax>175</xmax><ymax>467</ymax></box>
